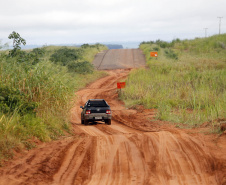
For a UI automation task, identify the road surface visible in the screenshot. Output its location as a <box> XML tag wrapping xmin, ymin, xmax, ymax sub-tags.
<box><xmin>0</xmin><ymin>49</ymin><xmax>225</xmax><ymax>185</ymax></box>
<box><xmin>92</xmin><ymin>49</ymin><xmax>146</xmax><ymax>70</ymax></box>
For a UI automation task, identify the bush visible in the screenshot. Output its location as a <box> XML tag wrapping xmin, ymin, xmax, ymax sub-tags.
<box><xmin>50</xmin><ymin>47</ymin><xmax>83</xmax><ymax>65</ymax></box>
<box><xmin>29</xmin><ymin>48</ymin><xmax>46</xmax><ymax>65</ymax></box>
<box><xmin>6</xmin><ymin>47</ymin><xmax>46</xmax><ymax>65</ymax></box>
<box><xmin>153</xmin><ymin>47</ymin><xmax>159</xmax><ymax>51</ymax></box>
<box><xmin>156</xmin><ymin>40</ymin><xmax>171</xmax><ymax>48</ymax></box>
<box><xmin>139</xmin><ymin>41</ymin><xmax>154</xmax><ymax>46</ymax></box>
<box><xmin>164</xmin><ymin>49</ymin><xmax>178</xmax><ymax>60</ymax></box>
<box><xmin>67</xmin><ymin>61</ymin><xmax>94</xmax><ymax>74</ymax></box>
<box><xmin>81</xmin><ymin>44</ymin><xmax>90</xmax><ymax>49</ymax></box>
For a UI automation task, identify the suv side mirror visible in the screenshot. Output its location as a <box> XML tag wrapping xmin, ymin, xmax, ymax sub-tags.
<box><xmin>80</xmin><ymin>106</ymin><xmax>84</xmax><ymax>109</ymax></box>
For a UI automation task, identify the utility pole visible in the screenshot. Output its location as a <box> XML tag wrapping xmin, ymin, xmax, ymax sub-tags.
<box><xmin>217</xmin><ymin>17</ymin><xmax>223</xmax><ymax>34</ymax></box>
<box><xmin>204</xmin><ymin>28</ymin><xmax>208</xmax><ymax>37</ymax></box>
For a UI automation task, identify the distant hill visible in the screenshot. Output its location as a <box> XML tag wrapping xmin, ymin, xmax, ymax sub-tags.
<box><xmin>105</xmin><ymin>44</ymin><xmax>123</xmax><ymax>49</ymax></box>
<box><xmin>19</xmin><ymin>44</ymin><xmax>123</xmax><ymax>50</ymax></box>
<box><xmin>5</xmin><ymin>43</ymin><xmax>139</xmax><ymax>50</ymax></box>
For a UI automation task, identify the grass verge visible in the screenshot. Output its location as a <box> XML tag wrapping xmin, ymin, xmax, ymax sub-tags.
<box><xmin>120</xmin><ymin>34</ymin><xmax>226</xmax><ymax>129</ymax></box>
<box><xmin>0</xmin><ymin>44</ymin><xmax>107</xmax><ymax>165</ymax></box>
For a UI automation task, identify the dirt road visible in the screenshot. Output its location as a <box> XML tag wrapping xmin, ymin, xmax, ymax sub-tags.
<box><xmin>92</xmin><ymin>49</ymin><xmax>146</xmax><ymax>70</ymax></box>
<box><xmin>0</xmin><ymin>49</ymin><xmax>225</xmax><ymax>185</ymax></box>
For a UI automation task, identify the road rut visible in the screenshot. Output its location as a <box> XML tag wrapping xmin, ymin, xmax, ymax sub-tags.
<box><xmin>0</xmin><ymin>50</ymin><xmax>225</xmax><ymax>185</ymax></box>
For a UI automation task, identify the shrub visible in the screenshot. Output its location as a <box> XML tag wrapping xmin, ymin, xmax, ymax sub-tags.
<box><xmin>81</xmin><ymin>44</ymin><xmax>90</xmax><ymax>48</ymax></box>
<box><xmin>153</xmin><ymin>47</ymin><xmax>159</xmax><ymax>51</ymax></box>
<box><xmin>156</xmin><ymin>40</ymin><xmax>171</xmax><ymax>48</ymax></box>
<box><xmin>50</xmin><ymin>47</ymin><xmax>83</xmax><ymax>65</ymax></box>
<box><xmin>6</xmin><ymin>47</ymin><xmax>46</xmax><ymax>65</ymax></box>
<box><xmin>164</xmin><ymin>49</ymin><xmax>178</xmax><ymax>60</ymax></box>
<box><xmin>29</xmin><ymin>48</ymin><xmax>46</xmax><ymax>65</ymax></box>
<box><xmin>67</xmin><ymin>61</ymin><xmax>94</xmax><ymax>74</ymax></box>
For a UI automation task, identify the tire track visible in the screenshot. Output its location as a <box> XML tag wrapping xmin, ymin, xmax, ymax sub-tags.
<box><xmin>0</xmin><ymin>51</ymin><xmax>225</xmax><ymax>185</ymax></box>
<box><xmin>96</xmin><ymin>50</ymin><xmax>110</xmax><ymax>70</ymax></box>
<box><xmin>51</xmin><ymin>138</ymin><xmax>92</xmax><ymax>185</ymax></box>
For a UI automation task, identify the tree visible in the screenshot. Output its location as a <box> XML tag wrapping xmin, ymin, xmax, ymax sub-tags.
<box><xmin>8</xmin><ymin>31</ymin><xmax>26</xmax><ymax>57</ymax></box>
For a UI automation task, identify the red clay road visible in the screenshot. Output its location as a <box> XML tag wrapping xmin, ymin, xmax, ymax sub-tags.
<box><xmin>0</xmin><ymin>49</ymin><xmax>225</xmax><ymax>185</ymax></box>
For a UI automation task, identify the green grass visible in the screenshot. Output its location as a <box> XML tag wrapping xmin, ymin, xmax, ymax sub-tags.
<box><xmin>0</xmin><ymin>44</ymin><xmax>107</xmax><ymax>164</ymax></box>
<box><xmin>121</xmin><ymin>34</ymin><xmax>226</xmax><ymax>128</ymax></box>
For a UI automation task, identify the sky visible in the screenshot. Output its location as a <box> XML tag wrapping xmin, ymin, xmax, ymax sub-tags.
<box><xmin>0</xmin><ymin>0</ymin><xmax>226</xmax><ymax>46</ymax></box>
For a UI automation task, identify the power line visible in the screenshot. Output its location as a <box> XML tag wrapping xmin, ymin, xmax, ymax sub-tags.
<box><xmin>217</xmin><ymin>17</ymin><xmax>223</xmax><ymax>34</ymax></box>
<box><xmin>204</xmin><ymin>28</ymin><xmax>208</xmax><ymax>37</ymax></box>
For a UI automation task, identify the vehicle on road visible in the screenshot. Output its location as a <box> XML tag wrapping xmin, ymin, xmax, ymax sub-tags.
<box><xmin>80</xmin><ymin>99</ymin><xmax>112</xmax><ymax>125</ymax></box>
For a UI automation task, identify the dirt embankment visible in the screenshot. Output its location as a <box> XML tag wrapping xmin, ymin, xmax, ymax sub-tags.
<box><xmin>0</xmin><ymin>69</ymin><xmax>225</xmax><ymax>185</ymax></box>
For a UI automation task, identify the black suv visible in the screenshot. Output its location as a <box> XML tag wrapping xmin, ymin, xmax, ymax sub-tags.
<box><xmin>80</xmin><ymin>99</ymin><xmax>112</xmax><ymax>125</ymax></box>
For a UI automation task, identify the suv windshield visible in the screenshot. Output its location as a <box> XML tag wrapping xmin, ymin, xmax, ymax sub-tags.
<box><xmin>87</xmin><ymin>100</ymin><xmax>108</xmax><ymax>107</ymax></box>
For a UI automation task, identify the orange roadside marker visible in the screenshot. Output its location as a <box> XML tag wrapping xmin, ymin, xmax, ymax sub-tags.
<box><xmin>150</xmin><ymin>52</ymin><xmax>158</xmax><ymax>57</ymax></box>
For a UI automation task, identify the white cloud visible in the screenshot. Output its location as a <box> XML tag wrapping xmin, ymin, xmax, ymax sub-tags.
<box><xmin>0</xmin><ymin>0</ymin><xmax>225</xmax><ymax>45</ymax></box>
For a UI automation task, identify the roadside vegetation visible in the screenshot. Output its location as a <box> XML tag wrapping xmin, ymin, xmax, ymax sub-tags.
<box><xmin>121</xmin><ymin>34</ymin><xmax>226</xmax><ymax>130</ymax></box>
<box><xmin>0</xmin><ymin>32</ymin><xmax>107</xmax><ymax>165</ymax></box>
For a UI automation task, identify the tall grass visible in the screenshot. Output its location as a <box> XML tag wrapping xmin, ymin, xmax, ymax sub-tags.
<box><xmin>0</xmin><ymin>45</ymin><xmax>107</xmax><ymax>164</ymax></box>
<box><xmin>121</xmin><ymin>34</ymin><xmax>226</xmax><ymax>127</ymax></box>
